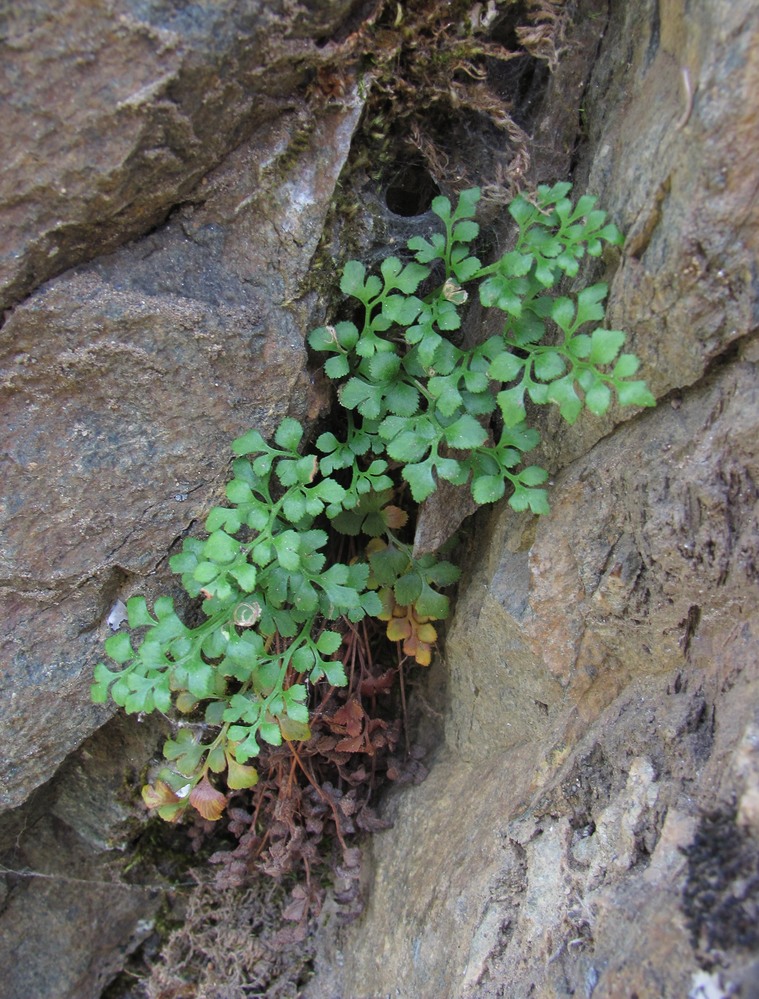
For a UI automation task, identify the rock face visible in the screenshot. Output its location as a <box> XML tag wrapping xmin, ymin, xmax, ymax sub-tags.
<box><xmin>0</xmin><ymin>0</ymin><xmax>359</xmax><ymax>311</ymax></box>
<box><xmin>0</xmin><ymin>29</ymin><xmax>363</xmax><ymax>811</ymax></box>
<box><xmin>1</xmin><ymin>0</ymin><xmax>758</xmax><ymax>996</ymax></box>
<box><xmin>305</xmin><ymin>1</ymin><xmax>759</xmax><ymax>996</ymax></box>
<box><xmin>0</xmin><ymin>3</ymin><xmax>366</xmax><ymax>995</ymax></box>
<box><xmin>0</xmin><ymin>715</ymin><xmax>170</xmax><ymax>999</ymax></box>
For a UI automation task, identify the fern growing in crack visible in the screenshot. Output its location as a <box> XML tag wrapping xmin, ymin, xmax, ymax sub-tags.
<box><xmin>93</xmin><ymin>183</ymin><xmax>654</xmax><ymax>822</ymax></box>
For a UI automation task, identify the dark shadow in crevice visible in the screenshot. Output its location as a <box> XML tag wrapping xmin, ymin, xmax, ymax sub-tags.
<box><xmin>385</xmin><ymin>159</ymin><xmax>441</xmax><ymax>218</ymax></box>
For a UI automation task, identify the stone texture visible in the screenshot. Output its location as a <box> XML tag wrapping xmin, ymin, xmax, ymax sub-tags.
<box><xmin>2</xmin><ymin>0</ymin><xmax>759</xmax><ymax>994</ymax></box>
<box><xmin>307</xmin><ymin>356</ymin><xmax>759</xmax><ymax>999</ymax></box>
<box><xmin>0</xmin><ymin>36</ymin><xmax>364</xmax><ymax>809</ymax></box>
<box><xmin>0</xmin><ymin>3</ymin><xmax>368</xmax><ymax>989</ymax></box>
<box><xmin>0</xmin><ymin>0</ymin><xmax>360</xmax><ymax>310</ymax></box>
<box><xmin>304</xmin><ymin>1</ymin><xmax>759</xmax><ymax>996</ymax></box>
<box><xmin>0</xmin><ymin>714</ymin><xmax>170</xmax><ymax>999</ymax></box>
<box><xmin>444</xmin><ymin>357</ymin><xmax>758</xmax><ymax>758</ymax></box>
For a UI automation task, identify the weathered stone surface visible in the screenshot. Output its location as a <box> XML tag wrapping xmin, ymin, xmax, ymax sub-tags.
<box><xmin>307</xmin><ymin>355</ymin><xmax>759</xmax><ymax>999</ymax></box>
<box><xmin>0</xmin><ymin>0</ymin><xmax>360</xmax><ymax>310</ymax></box>
<box><xmin>0</xmin><ymin>76</ymin><xmax>363</xmax><ymax>809</ymax></box>
<box><xmin>304</xmin><ymin>1</ymin><xmax>759</xmax><ymax>996</ymax></box>
<box><xmin>444</xmin><ymin>358</ymin><xmax>758</xmax><ymax>757</ymax></box>
<box><xmin>3</xmin><ymin>0</ymin><xmax>759</xmax><ymax>993</ymax></box>
<box><xmin>0</xmin><ymin>714</ymin><xmax>169</xmax><ymax>999</ymax></box>
<box><xmin>529</xmin><ymin>0</ymin><xmax>759</xmax><ymax>477</ymax></box>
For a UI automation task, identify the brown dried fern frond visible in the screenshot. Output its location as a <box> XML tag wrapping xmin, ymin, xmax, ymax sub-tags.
<box><xmin>517</xmin><ymin>0</ymin><xmax>568</xmax><ymax>70</ymax></box>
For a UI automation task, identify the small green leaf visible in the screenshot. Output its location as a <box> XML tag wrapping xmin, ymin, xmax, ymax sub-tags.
<box><xmin>192</xmin><ymin>562</ymin><xmax>221</xmax><ymax>583</ymax></box>
<box><xmin>232</xmin><ymin>429</ymin><xmax>268</xmax><ymax>456</ymax></box>
<box><xmin>384</xmin><ymin>382</ymin><xmax>420</xmax><ymax>417</ymax></box>
<box><xmin>169</xmin><ymin>551</ymin><xmax>199</xmax><ymax>575</ymax></box>
<box><xmin>415</xmin><ymin>584</ymin><xmax>449</xmax><ymax>619</ymax></box>
<box><xmin>369</xmin><ymin>545</ymin><xmax>410</xmax><ymax>587</ymax></box>
<box><xmin>569</xmin><ymin>333</ymin><xmax>591</xmax><ymax>360</ymax></box>
<box><xmin>226</xmin><ymin>479</ymin><xmax>254</xmax><ymax>504</ymax></box>
<box><xmin>585</xmin><ymin>380</ymin><xmax>612</xmax><ymax>415</ymax></box>
<box><xmin>387</xmin><ymin>432</ymin><xmax>431</xmax><ymax>464</ymax></box>
<box><xmin>339</xmin><ymin>378</ymin><xmax>383</xmax><ymax>418</ymax></box>
<box><xmin>368</xmin><ymin>352</ymin><xmax>401</xmax><ymax>383</ymax></box>
<box><xmin>380</xmin><ymin>256</ymin><xmax>403</xmax><ymax>282</ymax></box>
<box><xmin>316</xmin><ymin>630</ymin><xmax>343</xmax><ymax>655</ymax></box>
<box><xmin>206</xmin><ymin>506</ymin><xmax>243</xmax><ymax>533</ymax></box>
<box><xmin>227</xmin><ymin>756</ymin><xmax>259</xmax><ymax>789</ymax></box>
<box><xmin>472</xmin><ymin>474</ymin><xmax>506</xmax><ymax>505</ymax></box>
<box><xmin>547</xmin><ymin>377</ymin><xmax>583</xmax><ymax>423</ymax></box>
<box><xmin>403</xmin><ymin>460</ymin><xmax>437</xmax><ymax>502</ymax></box>
<box><xmin>274</xmin><ymin>532</ymin><xmax>301</xmax><ymax>571</ymax></box>
<box><xmin>325</xmin><ymin>354</ymin><xmax>350</xmax><ymax>379</ymax></box>
<box><xmin>408</xmin><ymin>233</ymin><xmax>446</xmax><ymax>263</ymax></box>
<box><xmin>152</xmin><ymin>611</ymin><xmax>187</xmax><ymax>644</ymax></box>
<box><xmin>488</xmin><ymin>351</ymin><xmax>525</xmax><ymax>382</ymax></box>
<box><xmin>92</xmin><ymin>662</ymin><xmax>119</xmax><ymax>701</ymax></box>
<box><xmin>274</xmin><ymin>417</ymin><xmax>304</xmax><ymax>451</ymax></box>
<box><xmin>284</xmin><ymin>699</ymin><xmax>310</xmax><ymax>724</ymax></box>
<box><xmin>497</xmin><ymin>385</ymin><xmax>527</xmax><ymax>427</ymax></box>
<box><xmin>575</xmin><ymin>283</ymin><xmax>608</xmax><ymax>326</ymax></box>
<box><xmin>207</xmin><ymin>743</ymin><xmax>227</xmax><ymax>773</ymax></box>
<box><xmin>316</xmin><ymin>431</ymin><xmax>340</xmax><ymax>454</ymax></box>
<box><xmin>126</xmin><ymin>596</ymin><xmax>154</xmax><ymax>628</ymax></box>
<box><xmin>437</xmin><ymin>457</ymin><xmax>467</xmax><ymax>484</ymax></box>
<box><xmin>508</xmin><ymin>195</ymin><xmax>536</xmax><ymax>227</ymax></box>
<box><xmin>283</xmin><ymin>492</ymin><xmax>308</xmax><ymax>524</ymax></box>
<box><xmin>435</xmin><ymin>300</ymin><xmax>462</xmax><ymax>331</ymax></box>
<box><xmin>443</xmin><ymin>414</ymin><xmax>487</xmax><ymax>450</ymax></box>
<box><xmin>312</xmin><ymin>478</ymin><xmax>347</xmax><ymax>504</ymax></box>
<box><xmin>340</xmin><ymin>259</ymin><xmax>369</xmax><ymax>298</ymax></box>
<box><xmin>229</xmin><ymin>562</ymin><xmax>258</xmax><ymax>591</ymax></box>
<box><xmin>321</xmin><ymin>659</ymin><xmax>348</xmax><ymax>686</ymax></box>
<box><xmin>453</xmin><ymin>220</ymin><xmax>479</xmax><ymax>243</ymax></box>
<box><xmin>617</xmin><ymin>380</ymin><xmax>656</xmax><ymax>408</ymax></box>
<box><xmin>612</xmin><ymin>354</ymin><xmax>641</xmax><ymax>379</ymax></box>
<box><xmin>395</xmin><ymin>263</ymin><xmax>429</xmax><ymax>294</ymax></box>
<box><xmin>187</xmin><ymin>661</ymin><xmax>216</xmax><ymax>699</ymax></box>
<box><xmin>454</xmin><ymin>187</ymin><xmax>481</xmax><ymax>219</ymax></box>
<box><xmin>395</xmin><ymin>572</ymin><xmax>422</xmax><ymax>605</ymax></box>
<box><xmin>589</xmin><ymin>328</ymin><xmax>626</xmax><ymax>365</ymax></box>
<box><xmin>422</xmin><ymin>559</ymin><xmax>461</xmax><ymax>587</ymax></box>
<box><xmin>153</xmin><ymin>596</ymin><xmax>174</xmax><ymax>619</ymax></box>
<box><xmin>519</xmin><ymin>465</ymin><xmax>549</xmax><ymax>486</ymax></box>
<box><xmin>510</xmin><ymin>486</ymin><xmax>550</xmax><ymax>516</ymax></box>
<box><xmin>259</xmin><ymin>721</ymin><xmax>283</xmax><ymax>746</ymax></box>
<box><xmin>204</xmin><ymin>530</ymin><xmax>239</xmax><ymax>564</ymax></box>
<box><xmin>533</xmin><ymin>350</ymin><xmax>566</xmax><ymax>382</ymax></box>
<box><xmin>431</xmin><ymin>194</ymin><xmax>452</xmax><ymax>221</ymax></box>
<box><xmin>452</xmin><ymin>255</ymin><xmax>481</xmax><ymax>282</ymax></box>
<box><xmin>480</xmin><ymin>276</ymin><xmax>523</xmax><ymax>315</ymax></box>
<box><xmin>104</xmin><ymin>632</ymin><xmax>133</xmax><ymax>664</ymax></box>
<box><xmin>551</xmin><ymin>297</ymin><xmax>576</xmax><ymax>333</ymax></box>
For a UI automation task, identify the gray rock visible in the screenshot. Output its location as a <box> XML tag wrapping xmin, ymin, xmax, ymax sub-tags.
<box><xmin>0</xmin><ymin>3</ymin><xmax>367</xmax><ymax>991</ymax></box>
<box><xmin>304</xmin><ymin>0</ymin><xmax>759</xmax><ymax>996</ymax></box>
<box><xmin>0</xmin><ymin>0</ymin><xmax>360</xmax><ymax>310</ymax></box>
<box><xmin>0</xmin><ymin>44</ymin><xmax>364</xmax><ymax>811</ymax></box>
<box><xmin>0</xmin><ymin>714</ymin><xmax>169</xmax><ymax>999</ymax></box>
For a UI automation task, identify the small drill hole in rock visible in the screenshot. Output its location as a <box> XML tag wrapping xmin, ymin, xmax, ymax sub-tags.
<box><xmin>385</xmin><ymin>161</ymin><xmax>440</xmax><ymax>217</ymax></box>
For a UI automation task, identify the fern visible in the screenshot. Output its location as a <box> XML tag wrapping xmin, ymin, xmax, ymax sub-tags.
<box><xmin>93</xmin><ymin>184</ymin><xmax>654</xmax><ymax>821</ymax></box>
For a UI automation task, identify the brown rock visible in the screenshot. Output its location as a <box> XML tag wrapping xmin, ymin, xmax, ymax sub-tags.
<box><xmin>0</xmin><ymin>714</ymin><xmax>169</xmax><ymax>999</ymax></box>
<box><xmin>304</xmin><ymin>1</ymin><xmax>759</xmax><ymax>996</ymax></box>
<box><xmin>0</xmin><ymin>81</ymin><xmax>364</xmax><ymax>810</ymax></box>
<box><xmin>0</xmin><ymin>0</ymin><xmax>362</xmax><ymax>310</ymax></box>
